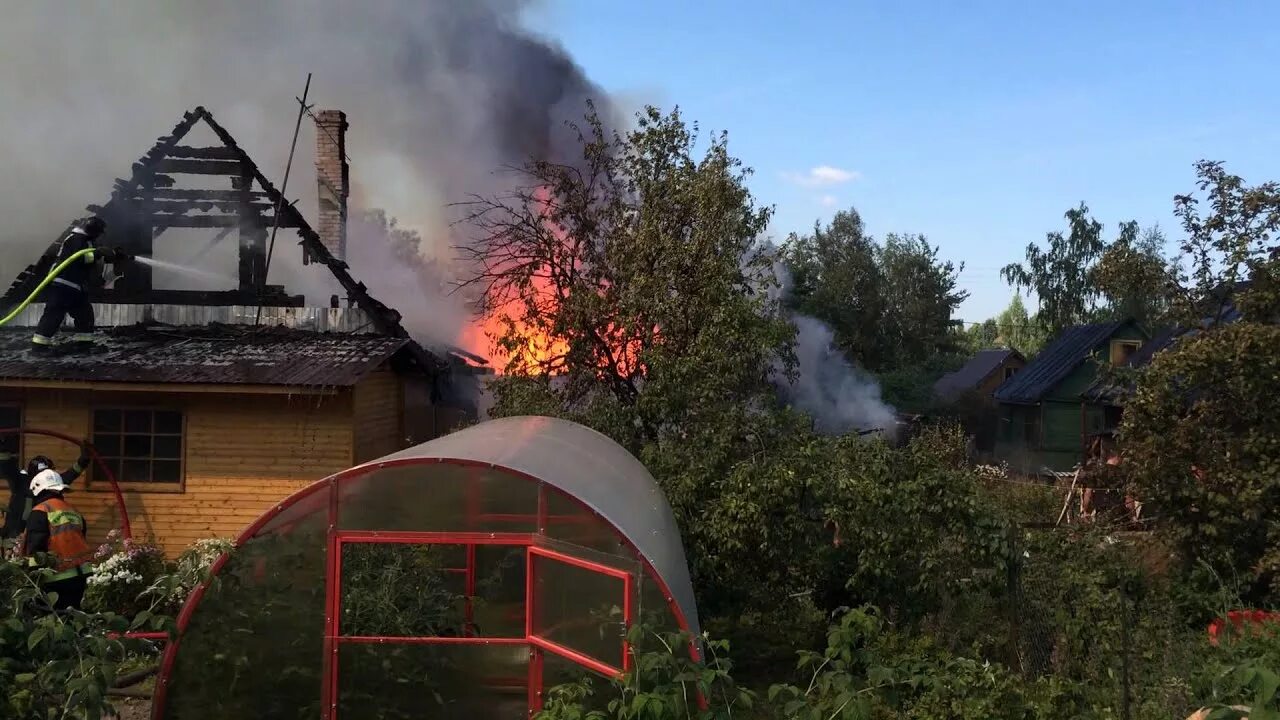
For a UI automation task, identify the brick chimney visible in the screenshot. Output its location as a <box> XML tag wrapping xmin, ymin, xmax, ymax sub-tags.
<box><xmin>314</xmin><ymin>109</ymin><xmax>349</xmax><ymax>260</ymax></box>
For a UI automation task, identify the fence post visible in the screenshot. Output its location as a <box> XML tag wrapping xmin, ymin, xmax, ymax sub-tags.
<box><xmin>1007</xmin><ymin>525</ymin><xmax>1021</xmax><ymax>673</ymax></box>
<box><xmin>1120</xmin><ymin>581</ymin><xmax>1133</xmax><ymax>720</ymax></box>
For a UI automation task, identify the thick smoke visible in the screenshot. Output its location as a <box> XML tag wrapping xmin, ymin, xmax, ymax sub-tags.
<box><xmin>766</xmin><ymin>260</ymin><xmax>898</xmax><ymax>436</ymax></box>
<box><xmin>0</xmin><ymin>0</ymin><xmax>612</xmax><ymax>349</ymax></box>
<box><xmin>786</xmin><ymin>315</ymin><xmax>899</xmax><ymax>435</ymax></box>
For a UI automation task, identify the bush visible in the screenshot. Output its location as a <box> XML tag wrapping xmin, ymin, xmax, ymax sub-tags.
<box><xmin>84</xmin><ymin>530</ymin><xmax>169</xmax><ymax>617</ymax></box>
<box><xmin>0</xmin><ymin>556</ymin><xmax>169</xmax><ymax>719</ymax></box>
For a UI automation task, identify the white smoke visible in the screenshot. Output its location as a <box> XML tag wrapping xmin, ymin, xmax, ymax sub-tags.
<box><xmin>786</xmin><ymin>315</ymin><xmax>899</xmax><ymax>435</ymax></box>
<box><xmin>766</xmin><ymin>257</ymin><xmax>898</xmax><ymax>436</ymax></box>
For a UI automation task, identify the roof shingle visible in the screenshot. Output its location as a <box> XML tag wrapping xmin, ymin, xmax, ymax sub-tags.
<box><xmin>993</xmin><ymin>321</ymin><xmax>1128</xmax><ymax>404</ymax></box>
<box><xmin>0</xmin><ymin>324</ymin><xmax>408</xmax><ymax>387</ymax></box>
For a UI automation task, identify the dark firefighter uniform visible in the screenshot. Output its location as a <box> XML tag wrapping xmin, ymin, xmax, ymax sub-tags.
<box><xmin>23</xmin><ymin>470</ymin><xmax>95</xmax><ymax>610</ymax></box>
<box><xmin>1</xmin><ymin>441</ymin><xmax>90</xmax><ymax>542</ymax></box>
<box><xmin>32</xmin><ymin>216</ymin><xmax>106</xmax><ymax>350</ymax></box>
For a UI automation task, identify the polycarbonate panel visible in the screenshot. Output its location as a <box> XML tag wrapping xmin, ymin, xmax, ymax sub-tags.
<box><xmin>163</xmin><ymin>501</ymin><xmax>328</xmax><ymax>720</ymax></box>
<box><xmin>372</xmin><ymin>416</ymin><xmax>701</xmax><ymax>640</ymax></box>
<box><xmin>531</xmin><ymin>553</ymin><xmax>629</xmax><ymax>671</ymax></box>
<box><xmin>541</xmin><ymin>650</ymin><xmax>617</xmax><ymax>710</ymax></box>
<box><xmin>543</xmin><ymin>486</ymin><xmax>629</xmax><ymax>557</ymax></box>
<box><xmin>340</xmin><ymin>543</ymin><xmax>468</xmax><ymax>638</ymax></box>
<box><xmin>336</xmin><ymin>463</ymin><xmax>538</xmax><ymax>533</ymax></box>
<box><xmin>472</xmin><ymin>545</ymin><xmax>527</xmax><ymax>639</ymax></box>
<box><xmin>337</xmin><ymin>642</ymin><xmax>528</xmax><ymax>720</ymax></box>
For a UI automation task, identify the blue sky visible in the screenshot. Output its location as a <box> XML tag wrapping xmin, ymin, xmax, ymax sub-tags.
<box><xmin>525</xmin><ymin>1</ymin><xmax>1280</xmax><ymax>322</ymax></box>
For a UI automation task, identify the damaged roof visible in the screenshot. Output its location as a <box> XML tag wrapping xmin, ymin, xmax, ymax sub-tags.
<box><xmin>0</xmin><ymin>324</ymin><xmax>410</xmax><ymax>388</ymax></box>
<box><xmin>0</xmin><ymin>106</ymin><xmax>451</xmax><ymax>379</ymax></box>
<box><xmin>933</xmin><ymin>348</ymin><xmax>1024</xmax><ymax>402</ymax></box>
<box><xmin>993</xmin><ymin>321</ymin><xmax>1131</xmax><ymax>405</ymax></box>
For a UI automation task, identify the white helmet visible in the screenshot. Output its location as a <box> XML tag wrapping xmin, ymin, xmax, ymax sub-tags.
<box><xmin>29</xmin><ymin>469</ymin><xmax>67</xmax><ymax>496</ymax></box>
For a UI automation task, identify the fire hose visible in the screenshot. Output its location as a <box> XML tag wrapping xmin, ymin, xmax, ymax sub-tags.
<box><xmin>0</xmin><ymin>246</ymin><xmax>130</xmax><ymax>328</ymax></box>
<box><xmin>0</xmin><ymin>428</ymin><xmax>131</xmax><ymax>539</ymax></box>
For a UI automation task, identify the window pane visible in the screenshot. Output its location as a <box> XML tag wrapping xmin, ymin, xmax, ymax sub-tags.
<box><xmin>0</xmin><ymin>405</ymin><xmax>20</xmax><ymax>428</ymax></box>
<box><xmin>337</xmin><ymin>642</ymin><xmax>527</xmax><ymax>720</ymax></box>
<box><xmin>94</xmin><ymin>458</ymin><xmax>123</xmax><ymax>484</ymax></box>
<box><xmin>93</xmin><ymin>410</ymin><xmax>121</xmax><ymax>433</ymax></box>
<box><xmin>154</xmin><ymin>435</ymin><xmax>182</xmax><ymax>459</ymax></box>
<box><xmin>124</xmin><ymin>410</ymin><xmax>151</xmax><ymax>433</ymax></box>
<box><xmin>473</xmin><ymin>545</ymin><xmax>527</xmax><ymax>639</ymax></box>
<box><xmin>92</xmin><ymin>435</ymin><xmax>121</xmax><ymax>457</ymax></box>
<box><xmin>340</xmin><ymin>543</ymin><xmax>468</xmax><ymax>638</ymax></box>
<box><xmin>531</xmin><ymin>552</ymin><xmax>628</xmax><ymax>671</ymax></box>
<box><xmin>122</xmin><ymin>459</ymin><xmax>151</xmax><ymax>483</ymax></box>
<box><xmin>155</xmin><ymin>411</ymin><xmax>183</xmax><ymax>434</ymax></box>
<box><xmin>123</xmin><ymin>435</ymin><xmax>152</xmax><ymax>458</ymax></box>
<box><xmin>153</xmin><ymin>460</ymin><xmax>182</xmax><ymax>484</ymax></box>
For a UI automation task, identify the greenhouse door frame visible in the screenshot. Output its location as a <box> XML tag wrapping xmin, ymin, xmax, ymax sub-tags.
<box><xmin>321</xmin><ymin>530</ymin><xmax>634</xmax><ymax>720</ymax></box>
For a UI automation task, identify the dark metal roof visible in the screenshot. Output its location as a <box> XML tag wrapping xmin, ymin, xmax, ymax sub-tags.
<box><xmin>932</xmin><ymin>348</ymin><xmax>1023</xmax><ymax>401</ymax></box>
<box><xmin>1083</xmin><ymin>303</ymin><xmax>1245</xmax><ymax>404</ymax></box>
<box><xmin>0</xmin><ymin>324</ymin><xmax>408</xmax><ymax>387</ymax></box>
<box><xmin>993</xmin><ymin>321</ymin><xmax>1129</xmax><ymax>405</ymax></box>
<box><xmin>373</xmin><ymin>415</ymin><xmax>702</xmax><ymax>641</ymax></box>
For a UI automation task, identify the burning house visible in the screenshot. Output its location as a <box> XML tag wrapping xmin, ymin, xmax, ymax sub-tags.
<box><xmin>0</xmin><ymin>107</ymin><xmax>478</xmax><ymax>555</ymax></box>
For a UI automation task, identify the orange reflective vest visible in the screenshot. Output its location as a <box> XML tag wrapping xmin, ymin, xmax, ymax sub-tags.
<box><xmin>31</xmin><ymin>497</ymin><xmax>94</xmax><ymax>579</ymax></box>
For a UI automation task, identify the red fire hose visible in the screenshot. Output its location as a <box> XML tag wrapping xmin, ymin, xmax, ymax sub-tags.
<box><xmin>0</xmin><ymin>427</ymin><xmax>132</xmax><ymax>540</ymax></box>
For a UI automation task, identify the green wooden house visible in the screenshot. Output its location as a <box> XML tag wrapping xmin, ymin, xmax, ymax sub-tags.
<box><xmin>993</xmin><ymin>320</ymin><xmax>1148</xmax><ymax>474</ymax></box>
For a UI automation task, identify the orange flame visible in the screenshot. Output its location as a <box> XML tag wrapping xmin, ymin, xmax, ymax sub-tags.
<box><xmin>458</xmin><ymin>186</ymin><xmax>647</xmax><ymax>377</ymax></box>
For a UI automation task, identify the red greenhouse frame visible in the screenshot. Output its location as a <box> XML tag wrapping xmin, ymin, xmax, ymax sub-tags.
<box><xmin>152</xmin><ymin>416</ymin><xmax>703</xmax><ymax>720</ymax></box>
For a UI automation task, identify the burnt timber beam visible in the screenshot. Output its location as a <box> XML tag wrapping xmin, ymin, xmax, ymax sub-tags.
<box><xmin>132</xmin><ymin>199</ymin><xmax>278</xmax><ymax>215</ymax></box>
<box><xmin>166</xmin><ymin>145</ymin><xmax>242</xmax><ymax>160</ymax></box>
<box><xmin>136</xmin><ymin>189</ymin><xmax>271</xmax><ymax>202</ymax></box>
<box><xmin>142</xmin><ymin>214</ymin><xmax>298</xmax><ymax>229</ymax></box>
<box><xmin>152</xmin><ymin>158</ymin><xmax>244</xmax><ymax>175</ymax></box>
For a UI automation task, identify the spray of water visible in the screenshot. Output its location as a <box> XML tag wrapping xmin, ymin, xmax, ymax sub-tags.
<box><xmin>132</xmin><ymin>256</ymin><xmax>238</xmax><ymax>287</ymax></box>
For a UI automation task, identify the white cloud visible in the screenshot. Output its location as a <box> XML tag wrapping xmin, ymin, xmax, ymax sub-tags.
<box><xmin>818</xmin><ymin>194</ymin><xmax>838</xmax><ymax>208</ymax></box>
<box><xmin>783</xmin><ymin>165</ymin><xmax>860</xmax><ymax>188</ymax></box>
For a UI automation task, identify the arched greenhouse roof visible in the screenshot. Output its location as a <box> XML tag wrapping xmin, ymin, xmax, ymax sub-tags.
<box><xmin>369</xmin><ymin>415</ymin><xmax>701</xmax><ymax>639</ymax></box>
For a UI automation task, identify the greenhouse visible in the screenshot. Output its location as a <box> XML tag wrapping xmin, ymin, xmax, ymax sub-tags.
<box><xmin>153</xmin><ymin>415</ymin><xmax>701</xmax><ymax>720</ymax></box>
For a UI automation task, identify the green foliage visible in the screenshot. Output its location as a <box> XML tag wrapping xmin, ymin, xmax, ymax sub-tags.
<box><xmin>1002</xmin><ymin>203</ymin><xmax>1110</xmax><ymax>338</ymax></box>
<box><xmin>813</xmin><ymin>425</ymin><xmax>1009</xmax><ymax>623</ymax></box>
<box><xmin>995</xmin><ymin>294</ymin><xmax>1047</xmax><ymax>357</ymax></box>
<box><xmin>1121</xmin><ymin>322</ymin><xmax>1280</xmax><ymax>604</ymax></box>
<box><xmin>874</xmin><ymin>351</ymin><xmax>966</xmax><ymax>412</ymax></box>
<box><xmin>0</xmin><ymin>557</ymin><xmax>170</xmax><ymax>720</ymax></box>
<box><xmin>1001</xmin><ymin>203</ymin><xmax>1170</xmax><ymax>339</ymax></box>
<box><xmin>782</xmin><ymin>210</ymin><xmax>967</xmax><ymax>373</ymax></box>
<box><xmin>1092</xmin><ymin>223</ymin><xmax>1176</xmax><ymax>328</ymax></box>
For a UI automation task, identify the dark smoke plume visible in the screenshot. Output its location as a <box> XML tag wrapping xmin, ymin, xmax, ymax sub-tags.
<box><xmin>0</xmin><ymin>0</ymin><xmax>614</xmax><ymax>339</ymax></box>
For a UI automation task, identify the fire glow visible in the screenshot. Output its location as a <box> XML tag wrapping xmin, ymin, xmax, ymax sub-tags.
<box><xmin>458</xmin><ymin>187</ymin><xmax>569</xmax><ymax>375</ymax></box>
<box><xmin>457</xmin><ymin>187</ymin><xmax>645</xmax><ymax>378</ymax></box>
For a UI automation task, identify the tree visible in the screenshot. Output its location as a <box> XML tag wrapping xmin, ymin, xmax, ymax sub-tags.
<box><xmin>781</xmin><ymin>209</ymin><xmax>886</xmax><ymax>370</ymax></box>
<box><xmin>1092</xmin><ymin>223</ymin><xmax>1177</xmax><ymax>328</ymax></box>
<box><xmin>962</xmin><ymin>318</ymin><xmax>1000</xmax><ymax>352</ymax></box>
<box><xmin>781</xmin><ymin>210</ymin><xmax>966</xmax><ymax>373</ymax></box>
<box><xmin>1121</xmin><ymin>161</ymin><xmax>1280</xmax><ymax>606</ymax></box>
<box><xmin>994</xmin><ymin>294</ymin><xmax>1046</xmax><ymax>356</ymax></box>
<box><xmin>1002</xmin><ymin>203</ymin><xmax>1108</xmax><ymax>337</ymax></box>
<box><xmin>876</xmin><ymin>232</ymin><xmax>969</xmax><ymax>365</ymax></box>
<box><xmin>457</xmin><ymin>105</ymin><xmax>814</xmax><ymax>612</ymax></box>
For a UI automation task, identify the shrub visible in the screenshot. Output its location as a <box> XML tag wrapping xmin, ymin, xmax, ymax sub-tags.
<box><xmin>1</xmin><ymin>556</ymin><xmax>169</xmax><ymax>719</ymax></box>
<box><xmin>84</xmin><ymin>530</ymin><xmax>169</xmax><ymax>617</ymax></box>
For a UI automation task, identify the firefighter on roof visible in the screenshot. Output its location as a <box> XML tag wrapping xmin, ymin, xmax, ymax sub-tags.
<box><xmin>31</xmin><ymin>216</ymin><xmax>106</xmax><ymax>352</ymax></box>
<box><xmin>23</xmin><ymin>468</ymin><xmax>95</xmax><ymax>610</ymax></box>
